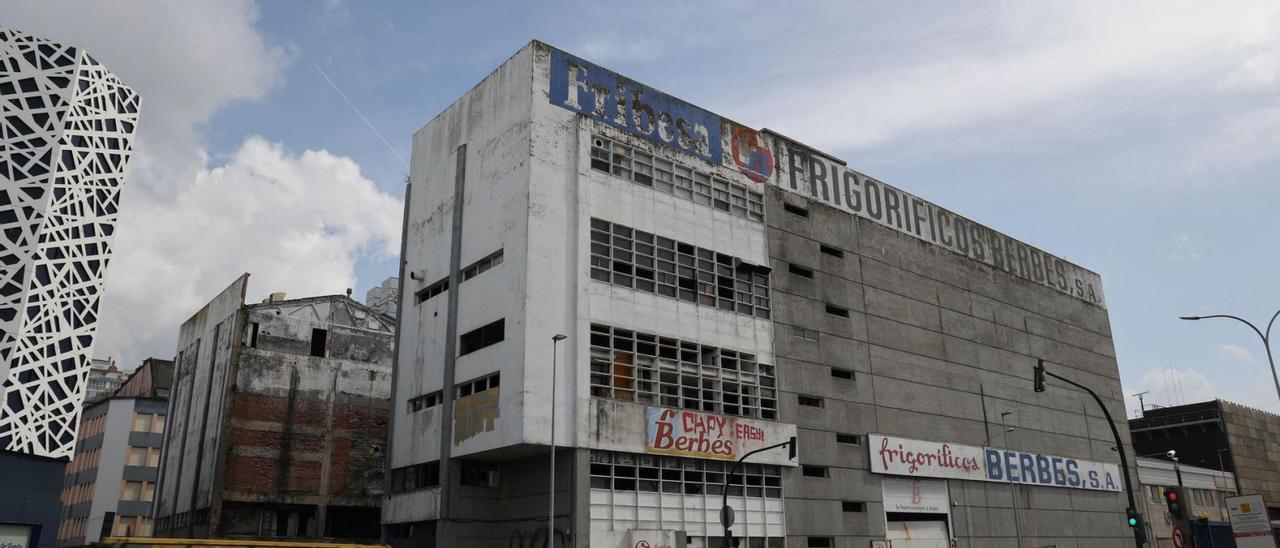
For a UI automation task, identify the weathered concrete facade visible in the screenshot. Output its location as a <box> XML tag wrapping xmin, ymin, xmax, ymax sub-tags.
<box><xmin>766</xmin><ymin>181</ymin><xmax>1131</xmax><ymax>547</ymax></box>
<box><xmin>386</xmin><ymin>40</ymin><xmax>1131</xmax><ymax>548</ymax></box>
<box><xmin>154</xmin><ymin>275</ymin><xmax>394</xmax><ymax>542</ymax></box>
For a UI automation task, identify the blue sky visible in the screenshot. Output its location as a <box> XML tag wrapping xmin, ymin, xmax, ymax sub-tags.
<box><xmin>7</xmin><ymin>1</ymin><xmax>1280</xmax><ymax>415</ymax></box>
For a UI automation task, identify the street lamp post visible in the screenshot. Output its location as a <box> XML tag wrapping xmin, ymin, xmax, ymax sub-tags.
<box><xmin>1180</xmin><ymin>311</ymin><xmax>1280</xmax><ymax>404</ymax></box>
<box><xmin>1000</xmin><ymin>411</ymin><xmax>1024</xmax><ymax>548</ymax></box>
<box><xmin>721</xmin><ymin>437</ymin><xmax>796</xmax><ymax>548</ymax></box>
<box><xmin>549</xmin><ymin>334</ymin><xmax>567</xmax><ymax>547</ymax></box>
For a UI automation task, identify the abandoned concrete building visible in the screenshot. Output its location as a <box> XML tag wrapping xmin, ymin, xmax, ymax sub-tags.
<box><xmin>384</xmin><ymin>41</ymin><xmax>1132</xmax><ymax>548</ymax></box>
<box><xmin>153</xmin><ymin>274</ymin><xmax>395</xmax><ymax>542</ymax></box>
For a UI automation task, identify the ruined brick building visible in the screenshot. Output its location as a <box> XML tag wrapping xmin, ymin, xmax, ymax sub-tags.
<box><xmin>154</xmin><ymin>274</ymin><xmax>395</xmax><ymax>542</ymax></box>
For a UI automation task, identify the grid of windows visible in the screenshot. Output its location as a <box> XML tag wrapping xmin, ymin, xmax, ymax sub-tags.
<box><xmin>590</xmin><ymin>136</ymin><xmax>764</xmax><ymax>222</ymax></box>
<box><xmin>589</xmin><ymin>324</ymin><xmax>777</xmax><ymax>420</ymax></box>
<box><xmin>414</xmin><ymin>248</ymin><xmax>504</xmax><ymax>304</ymax></box>
<box><xmin>589</xmin><ymin>219</ymin><xmax>771</xmax><ymax>318</ymax></box>
<box><xmin>589</xmin><ymin>451</ymin><xmax>782</xmax><ymax>498</ymax></box>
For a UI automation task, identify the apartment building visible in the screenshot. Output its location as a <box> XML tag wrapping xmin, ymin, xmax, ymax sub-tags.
<box><xmin>383</xmin><ymin>41</ymin><xmax>1132</xmax><ymax>548</ymax></box>
<box><xmin>56</xmin><ymin>359</ymin><xmax>170</xmax><ymax>546</ymax></box>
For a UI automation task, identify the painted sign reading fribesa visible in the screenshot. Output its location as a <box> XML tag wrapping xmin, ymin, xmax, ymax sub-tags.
<box><xmin>548</xmin><ymin>48</ymin><xmax>723</xmax><ymax>165</ymax></box>
<box><xmin>870</xmin><ymin>434</ymin><xmax>1121</xmax><ymax>492</ymax></box>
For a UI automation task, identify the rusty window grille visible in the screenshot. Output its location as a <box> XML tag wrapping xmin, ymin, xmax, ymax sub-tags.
<box><xmin>589</xmin><ymin>218</ymin><xmax>771</xmax><ymax>319</ymax></box>
<box><xmin>588</xmin><ymin>324</ymin><xmax>777</xmax><ymax>420</ymax></box>
<box><xmin>590</xmin><ymin>135</ymin><xmax>764</xmax><ymax>222</ymax></box>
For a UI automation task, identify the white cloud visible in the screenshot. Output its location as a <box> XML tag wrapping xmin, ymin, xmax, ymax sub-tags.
<box><xmin>3</xmin><ymin>3</ymin><xmax>401</xmax><ymax>369</ymax></box>
<box><xmin>97</xmin><ymin>138</ymin><xmax>402</xmax><ymax>368</ymax></box>
<box><xmin>727</xmin><ymin>1</ymin><xmax>1280</xmax><ymax>155</ymax></box>
<box><xmin>1212</xmin><ymin>344</ymin><xmax>1257</xmax><ymax>365</ymax></box>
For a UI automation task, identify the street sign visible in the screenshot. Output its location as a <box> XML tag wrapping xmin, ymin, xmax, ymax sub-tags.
<box><xmin>1171</xmin><ymin>525</ymin><xmax>1185</xmax><ymax>548</ymax></box>
<box><xmin>1226</xmin><ymin>494</ymin><xmax>1278</xmax><ymax>548</ymax></box>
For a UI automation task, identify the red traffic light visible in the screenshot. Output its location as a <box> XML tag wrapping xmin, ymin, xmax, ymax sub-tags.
<box><xmin>1166</xmin><ymin>491</ymin><xmax>1178</xmax><ymax>502</ymax></box>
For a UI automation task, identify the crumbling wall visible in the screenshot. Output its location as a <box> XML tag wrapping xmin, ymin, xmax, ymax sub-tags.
<box><xmin>218</xmin><ymin>302</ymin><xmax>393</xmax><ymax>539</ymax></box>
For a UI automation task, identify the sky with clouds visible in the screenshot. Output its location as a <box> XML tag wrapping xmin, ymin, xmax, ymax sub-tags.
<box><xmin>5</xmin><ymin>1</ymin><xmax>1279</xmax><ymax>415</ymax></box>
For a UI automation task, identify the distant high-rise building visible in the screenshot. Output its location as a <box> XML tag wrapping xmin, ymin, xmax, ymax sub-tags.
<box><xmin>0</xmin><ymin>28</ymin><xmax>141</xmax><ymax>460</ymax></box>
<box><xmin>83</xmin><ymin>358</ymin><xmax>127</xmax><ymax>404</ymax></box>
<box><xmin>365</xmin><ymin>277</ymin><xmax>399</xmax><ymax>317</ymax></box>
<box><xmin>0</xmin><ymin>28</ymin><xmax>141</xmax><ymax>548</ymax></box>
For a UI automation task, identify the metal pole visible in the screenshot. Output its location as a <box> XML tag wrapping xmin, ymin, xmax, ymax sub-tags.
<box><xmin>1173</xmin><ymin>457</ymin><xmax>1183</xmax><ymax>487</ymax></box>
<box><xmin>1042</xmin><ymin>365</ymin><xmax>1145</xmax><ymax>548</ymax></box>
<box><xmin>1180</xmin><ymin>311</ymin><xmax>1280</xmax><ymax>404</ymax></box>
<box><xmin>722</xmin><ymin>439</ymin><xmax>795</xmax><ymax>548</ymax></box>
<box><xmin>1001</xmin><ymin>412</ymin><xmax>1023</xmax><ymax>548</ymax></box>
<box><xmin>550</xmin><ymin>334</ymin><xmax>566</xmax><ymax>547</ymax></box>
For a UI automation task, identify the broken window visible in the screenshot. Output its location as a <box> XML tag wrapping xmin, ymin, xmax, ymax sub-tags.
<box><xmin>589</xmin><ymin>324</ymin><xmax>776</xmax><ymax>420</ymax></box>
<box><xmin>459</xmin><ymin>319</ymin><xmax>504</xmax><ymax>356</ymax></box>
<box><xmin>310</xmin><ymin>328</ymin><xmax>327</xmax><ymax>357</ymax></box>
<box><xmin>589</xmin><ymin>218</ymin><xmax>771</xmax><ymax>318</ymax></box>
<box><xmin>590</xmin><ymin>135</ymin><xmax>764</xmax><ymax>222</ymax></box>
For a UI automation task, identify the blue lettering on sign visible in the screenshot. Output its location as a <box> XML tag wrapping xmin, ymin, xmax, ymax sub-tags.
<box><xmin>1105</xmin><ymin>473</ymin><xmax>1117</xmax><ymax>490</ymax></box>
<box><xmin>1035</xmin><ymin>455</ymin><xmax>1052</xmax><ymax>484</ymax></box>
<box><xmin>1088</xmin><ymin>470</ymin><xmax>1099</xmax><ymax>488</ymax></box>
<box><xmin>985</xmin><ymin>449</ymin><xmax>1003</xmax><ymax>480</ymax></box>
<box><xmin>1018</xmin><ymin>454</ymin><xmax>1035</xmax><ymax>482</ymax></box>
<box><xmin>1004</xmin><ymin>451</ymin><xmax>1018</xmax><ymax>482</ymax></box>
<box><xmin>1051</xmin><ymin>457</ymin><xmax>1065</xmax><ymax>486</ymax></box>
<box><xmin>1066</xmin><ymin>460</ymin><xmax>1080</xmax><ymax>487</ymax></box>
<box><xmin>548</xmin><ymin>49</ymin><xmax>723</xmax><ymax>165</ymax></box>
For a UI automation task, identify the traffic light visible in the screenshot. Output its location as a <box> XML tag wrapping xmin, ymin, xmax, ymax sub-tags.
<box><xmin>1164</xmin><ymin>486</ymin><xmax>1187</xmax><ymax>520</ymax></box>
<box><xmin>1126</xmin><ymin>507</ymin><xmax>1139</xmax><ymax>527</ymax></box>
<box><xmin>1033</xmin><ymin>360</ymin><xmax>1046</xmax><ymax>392</ymax></box>
<box><xmin>788</xmin><ymin>436</ymin><xmax>797</xmax><ymax>460</ymax></box>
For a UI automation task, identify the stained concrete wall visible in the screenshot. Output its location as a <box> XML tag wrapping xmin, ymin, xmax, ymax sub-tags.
<box><xmin>766</xmin><ymin>185</ymin><xmax>1133</xmax><ymax>547</ymax></box>
<box><xmin>392</xmin><ymin>40</ymin><xmax>535</xmax><ymax>483</ymax></box>
<box><xmin>156</xmin><ymin>274</ymin><xmax>246</xmax><ymax>536</ymax></box>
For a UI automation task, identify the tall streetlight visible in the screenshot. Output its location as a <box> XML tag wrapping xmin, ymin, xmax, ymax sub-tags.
<box><xmin>1000</xmin><ymin>411</ymin><xmax>1023</xmax><ymax>548</ymax></box>
<box><xmin>549</xmin><ymin>333</ymin><xmax>567</xmax><ymax>547</ymax></box>
<box><xmin>1179</xmin><ymin>310</ymin><xmax>1280</xmax><ymax>403</ymax></box>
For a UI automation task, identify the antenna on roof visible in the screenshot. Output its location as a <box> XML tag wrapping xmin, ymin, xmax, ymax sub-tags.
<box><xmin>1132</xmin><ymin>391</ymin><xmax>1149</xmax><ymax>418</ymax></box>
